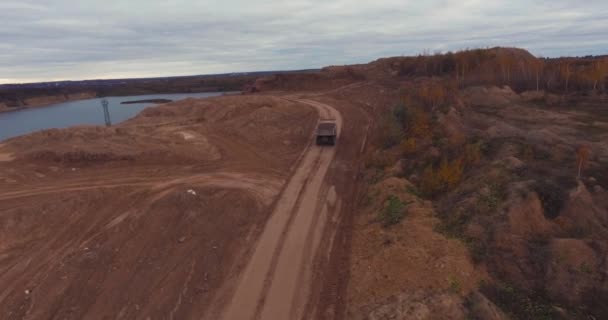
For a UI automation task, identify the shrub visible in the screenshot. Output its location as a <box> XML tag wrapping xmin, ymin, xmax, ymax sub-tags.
<box><xmin>438</xmin><ymin>157</ymin><xmax>464</xmax><ymax>189</ymax></box>
<box><xmin>379</xmin><ymin>195</ymin><xmax>407</xmax><ymax>227</ymax></box>
<box><xmin>463</xmin><ymin>141</ymin><xmax>483</xmax><ymax>166</ymax></box>
<box><xmin>399</xmin><ymin>137</ymin><xmax>417</xmax><ymax>155</ymax></box>
<box><xmin>378</xmin><ymin>115</ymin><xmax>403</xmax><ymax>149</ymax></box>
<box><xmin>420</xmin><ymin>157</ymin><xmax>465</xmax><ymax>197</ymax></box>
<box><xmin>420</xmin><ymin>164</ymin><xmax>442</xmax><ymax>196</ymax></box>
<box><xmin>448</xmin><ymin>276</ymin><xmax>462</xmax><ymax>294</ymax></box>
<box><xmin>481</xmin><ymin>282</ymin><xmax>557</xmax><ymax>320</ymax></box>
<box><xmin>533</xmin><ymin>180</ymin><xmax>567</xmax><ymax>219</ymax></box>
<box><xmin>364</xmin><ymin>151</ymin><xmax>395</xmax><ymax>169</ymax></box>
<box><xmin>408</xmin><ymin>107</ymin><xmax>432</xmax><ymax>138</ymax></box>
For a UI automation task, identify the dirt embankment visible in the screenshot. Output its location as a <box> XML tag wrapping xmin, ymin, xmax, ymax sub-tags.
<box><xmin>343</xmin><ymin>79</ymin><xmax>608</xmax><ymax>319</ymax></box>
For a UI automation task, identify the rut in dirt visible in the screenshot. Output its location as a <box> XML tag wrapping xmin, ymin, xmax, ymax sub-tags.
<box><xmin>217</xmin><ymin>99</ymin><xmax>343</xmax><ymax>320</ymax></box>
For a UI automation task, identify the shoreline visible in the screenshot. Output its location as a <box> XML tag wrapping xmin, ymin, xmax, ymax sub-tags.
<box><xmin>0</xmin><ymin>90</ymin><xmax>234</xmax><ymax>114</ymax></box>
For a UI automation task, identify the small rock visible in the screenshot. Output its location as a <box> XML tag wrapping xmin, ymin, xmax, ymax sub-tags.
<box><xmin>24</xmin><ymin>290</ymin><xmax>30</xmax><ymax>295</ymax></box>
<box><xmin>71</xmin><ymin>168</ymin><xmax>77</xmax><ymax>171</ymax></box>
<box><xmin>187</xmin><ymin>189</ymin><xmax>197</xmax><ymax>196</ymax></box>
<box><xmin>593</xmin><ymin>185</ymin><xmax>604</xmax><ymax>193</ymax></box>
<box><xmin>178</xmin><ymin>237</ymin><xmax>186</xmax><ymax>243</ymax></box>
<box><xmin>589</xmin><ymin>177</ymin><xmax>597</xmax><ymax>183</ymax></box>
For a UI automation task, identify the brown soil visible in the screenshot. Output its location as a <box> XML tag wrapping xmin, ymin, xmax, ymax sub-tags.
<box><xmin>0</xmin><ymin>89</ymin><xmax>371</xmax><ymax>320</ymax></box>
<box><xmin>345</xmin><ymin>178</ymin><xmax>487</xmax><ymax>319</ymax></box>
<box><xmin>0</xmin><ymin>95</ymin><xmax>331</xmax><ymax>319</ymax></box>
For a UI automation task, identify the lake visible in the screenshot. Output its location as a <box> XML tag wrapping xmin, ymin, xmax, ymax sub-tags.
<box><xmin>0</xmin><ymin>92</ymin><xmax>230</xmax><ymax>141</ymax></box>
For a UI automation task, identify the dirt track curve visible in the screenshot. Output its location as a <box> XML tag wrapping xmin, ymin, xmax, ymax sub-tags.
<box><xmin>217</xmin><ymin>98</ymin><xmax>343</xmax><ymax>320</ymax></box>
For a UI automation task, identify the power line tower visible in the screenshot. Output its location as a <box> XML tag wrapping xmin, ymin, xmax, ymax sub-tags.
<box><xmin>101</xmin><ymin>98</ymin><xmax>112</xmax><ymax>126</ymax></box>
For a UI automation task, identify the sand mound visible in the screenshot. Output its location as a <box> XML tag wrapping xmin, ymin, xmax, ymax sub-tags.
<box><xmin>347</xmin><ymin>177</ymin><xmax>485</xmax><ymax>318</ymax></box>
<box><xmin>0</xmin><ymin>144</ymin><xmax>14</xmax><ymax>162</ymax></box>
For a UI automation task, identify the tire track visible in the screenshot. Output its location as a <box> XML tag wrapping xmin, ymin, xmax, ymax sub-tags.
<box><xmin>218</xmin><ymin>98</ymin><xmax>343</xmax><ymax>320</ymax></box>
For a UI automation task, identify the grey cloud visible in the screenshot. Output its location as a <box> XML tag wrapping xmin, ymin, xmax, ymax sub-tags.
<box><xmin>1</xmin><ymin>0</ymin><xmax>607</xmax><ymax>83</ymax></box>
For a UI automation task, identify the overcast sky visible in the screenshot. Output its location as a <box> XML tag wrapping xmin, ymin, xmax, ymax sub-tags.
<box><xmin>1</xmin><ymin>0</ymin><xmax>607</xmax><ymax>84</ymax></box>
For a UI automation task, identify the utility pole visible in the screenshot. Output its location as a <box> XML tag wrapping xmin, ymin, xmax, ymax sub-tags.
<box><xmin>101</xmin><ymin>98</ymin><xmax>112</xmax><ymax>126</ymax></box>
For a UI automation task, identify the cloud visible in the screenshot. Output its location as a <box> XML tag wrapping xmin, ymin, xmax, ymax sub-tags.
<box><xmin>1</xmin><ymin>0</ymin><xmax>607</xmax><ymax>83</ymax></box>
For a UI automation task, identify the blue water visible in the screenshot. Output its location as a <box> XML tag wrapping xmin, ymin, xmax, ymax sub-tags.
<box><xmin>0</xmin><ymin>92</ymin><xmax>230</xmax><ymax>141</ymax></box>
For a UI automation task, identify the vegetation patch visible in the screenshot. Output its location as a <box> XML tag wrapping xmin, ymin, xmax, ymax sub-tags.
<box><xmin>481</xmin><ymin>282</ymin><xmax>558</xmax><ymax>320</ymax></box>
<box><xmin>379</xmin><ymin>195</ymin><xmax>409</xmax><ymax>227</ymax></box>
<box><xmin>533</xmin><ymin>180</ymin><xmax>569</xmax><ymax>219</ymax></box>
<box><xmin>448</xmin><ymin>276</ymin><xmax>462</xmax><ymax>294</ymax></box>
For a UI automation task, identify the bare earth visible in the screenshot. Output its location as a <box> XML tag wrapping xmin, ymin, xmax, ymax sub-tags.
<box><xmin>0</xmin><ymin>93</ymin><xmax>367</xmax><ymax>320</ymax></box>
<box><xmin>217</xmin><ymin>99</ymin><xmax>343</xmax><ymax>320</ymax></box>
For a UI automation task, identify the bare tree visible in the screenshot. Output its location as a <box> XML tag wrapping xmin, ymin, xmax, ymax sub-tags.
<box><xmin>576</xmin><ymin>145</ymin><xmax>591</xmax><ymax>179</ymax></box>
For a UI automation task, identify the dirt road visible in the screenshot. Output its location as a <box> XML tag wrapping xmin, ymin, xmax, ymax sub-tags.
<box><xmin>218</xmin><ymin>99</ymin><xmax>343</xmax><ymax>320</ymax></box>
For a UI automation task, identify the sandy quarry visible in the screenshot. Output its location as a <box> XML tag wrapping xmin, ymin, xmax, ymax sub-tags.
<box><xmin>0</xmin><ymin>91</ymin><xmax>370</xmax><ymax>320</ymax></box>
<box><xmin>5</xmin><ymin>51</ymin><xmax>606</xmax><ymax>319</ymax></box>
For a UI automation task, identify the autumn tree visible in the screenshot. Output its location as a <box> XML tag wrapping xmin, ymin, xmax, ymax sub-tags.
<box><xmin>408</xmin><ymin>107</ymin><xmax>431</xmax><ymax>138</ymax></box>
<box><xmin>590</xmin><ymin>59</ymin><xmax>608</xmax><ymax>92</ymax></box>
<box><xmin>419</xmin><ymin>82</ymin><xmax>447</xmax><ymax>109</ymax></box>
<box><xmin>560</xmin><ymin>61</ymin><xmax>573</xmax><ymax>93</ymax></box>
<box><xmin>531</xmin><ymin>58</ymin><xmax>545</xmax><ymax>92</ymax></box>
<box><xmin>438</xmin><ymin>157</ymin><xmax>464</xmax><ymax>189</ymax></box>
<box><xmin>576</xmin><ymin>145</ymin><xmax>591</xmax><ymax>179</ymax></box>
<box><xmin>498</xmin><ymin>54</ymin><xmax>513</xmax><ymax>84</ymax></box>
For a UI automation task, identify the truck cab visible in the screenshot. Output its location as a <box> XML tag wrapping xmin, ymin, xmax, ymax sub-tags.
<box><xmin>315</xmin><ymin>120</ymin><xmax>337</xmax><ymax>146</ymax></box>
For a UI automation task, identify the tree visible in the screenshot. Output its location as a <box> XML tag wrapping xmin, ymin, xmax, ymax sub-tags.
<box><xmin>590</xmin><ymin>59</ymin><xmax>608</xmax><ymax>92</ymax></box>
<box><xmin>532</xmin><ymin>58</ymin><xmax>545</xmax><ymax>92</ymax></box>
<box><xmin>560</xmin><ymin>61</ymin><xmax>573</xmax><ymax>93</ymax></box>
<box><xmin>576</xmin><ymin>145</ymin><xmax>591</xmax><ymax>179</ymax></box>
<box><xmin>419</xmin><ymin>82</ymin><xmax>447</xmax><ymax>109</ymax></box>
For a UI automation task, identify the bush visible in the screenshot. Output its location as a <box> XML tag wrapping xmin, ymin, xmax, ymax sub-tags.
<box><xmin>408</xmin><ymin>107</ymin><xmax>432</xmax><ymax>138</ymax></box>
<box><xmin>419</xmin><ymin>157</ymin><xmax>465</xmax><ymax>197</ymax></box>
<box><xmin>364</xmin><ymin>151</ymin><xmax>395</xmax><ymax>169</ymax></box>
<box><xmin>379</xmin><ymin>195</ymin><xmax>407</xmax><ymax>227</ymax></box>
<box><xmin>481</xmin><ymin>282</ymin><xmax>557</xmax><ymax>320</ymax></box>
<box><xmin>438</xmin><ymin>157</ymin><xmax>464</xmax><ymax>189</ymax></box>
<box><xmin>533</xmin><ymin>180</ymin><xmax>567</xmax><ymax>219</ymax></box>
<box><xmin>378</xmin><ymin>114</ymin><xmax>403</xmax><ymax>149</ymax></box>
<box><xmin>463</xmin><ymin>141</ymin><xmax>483</xmax><ymax>166</ymax></box>
<box><xmin>399</xmin><ymin>138</ymin><xmax>417</xmax><ymax>155</ymax></box>
<box><xmin>448</xmin><ymin>276</ymin><xmax>462</xmax><ymax>294</ymax></box>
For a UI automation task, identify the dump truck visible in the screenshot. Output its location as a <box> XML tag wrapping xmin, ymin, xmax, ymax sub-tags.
<box><xmin>316</xmin><ymin>120</ymin><xmax>337</xmax><ymax>146</ymax></box>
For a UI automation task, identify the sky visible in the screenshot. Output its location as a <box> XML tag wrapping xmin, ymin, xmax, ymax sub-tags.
<box><xmin>1</xmin><ymin>0</ymin><xmax>607</xmax><ymax>84</ymax></box>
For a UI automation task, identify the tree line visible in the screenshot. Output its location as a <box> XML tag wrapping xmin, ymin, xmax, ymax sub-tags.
<box><xmin>385</xmin><ymin>47</ymin><xmax>608</xmax><ymax>94</ymax></box>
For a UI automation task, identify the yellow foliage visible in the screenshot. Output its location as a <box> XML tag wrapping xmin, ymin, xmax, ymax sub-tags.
<box><xmin>463</xmin><ymin>142</ymin><xmax>482</xmax><ymax>165</ymax></box>
<box><xmin>438</xmin><ymin>157</ymin><xmax>464</xmax><ymax>189</ymax></box>
<box><xmin>420</xmin><ymin>165</ymin><xmax>442</xmax><ymax>196</ymax></box>
<box><xmin>400</xmin><ymin>138</ymin><xmax>417</xmax><ymax>155</ymax></box>
<box><xmin>419</xmin><ymin>157</ymin><xmax>465</xmax><ymax>196</ymax></box>
<box><xmin>409</xmin><ymin>108</ymin><xmax>431</xmax><ymax>138</ymax></box>
<box><xmin>419</xmin><ymin>82</ymin><xmax>447</xmax><ymax>108</ymax></box>
<box><xmin>364</xmin><ymin>151</ymin><xmax>395</xmax><ymax>169</ymax></box>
